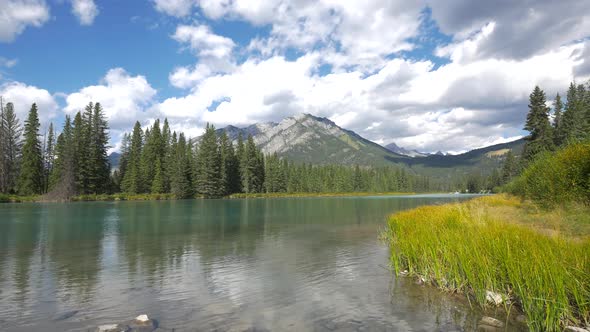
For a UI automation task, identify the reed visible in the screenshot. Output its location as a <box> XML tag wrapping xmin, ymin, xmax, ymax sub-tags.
<box><xmin>383</xmin><ymin>195</ymin><xmax>590</xmax><ymax>331</ymax></box>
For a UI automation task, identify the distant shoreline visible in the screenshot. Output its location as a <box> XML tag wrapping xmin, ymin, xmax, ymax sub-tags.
<box><xmin>0</xmin><ymin>191</ymin><xmax>469</xmax><ymax>203</ymax></box>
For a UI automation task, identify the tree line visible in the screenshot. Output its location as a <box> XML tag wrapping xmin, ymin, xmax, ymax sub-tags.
<box><xmin>499</xmin><ymin>80</ymin><xmax>590</xmax><ymax>185</ymax></box>
<box><xmin>1</xmin><ymin>98</ymin><xmax>430</xmax><ymax>199</ymax></box>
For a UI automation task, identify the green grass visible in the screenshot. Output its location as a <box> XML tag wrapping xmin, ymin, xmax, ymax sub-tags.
<box><xmin>382</xmin><ymin>195</ymin><xmax>590</xmax><ymax>331</ymax></box>
<box><xmin>71</xmin><ymin>193</ymin><xmax>178</xmax><ymax>201</ymax></box>
<box><xmin>0</xmin><ymin>194</ymin><xmax>40</xmax><ymax>203</ymax></box>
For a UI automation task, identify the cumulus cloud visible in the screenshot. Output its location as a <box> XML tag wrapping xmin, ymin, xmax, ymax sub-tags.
<box><xmin>156</xmin><ymin>40</ymin><xmax>584</xmax><ymax>153</ymax></box>
<box><xmin>0</xmin><ymin>81</ymin><xmax>58</xmax><ymax>127</ymax></box>
<box><xmin>0</xmin><ymin>0</ymin><xmax>50</xmax><ymax>42</ymax></box>
<box><xmin>64</xmin><ymin>68</ymin><xmax>157</xmax><ymax>147</ymax></box>
<box><xmin>428</xmin><ymin>0</ymin><xmax>590</xmax><ymax>61</ymax></box>
<box><xmin>152</xmin><ymin>0</ymin><xmax>197</xmax><ymax>17</ymax></box>
<box><xmin>70</xmin><ymin>0</ymin><xmax>99</xmax><ymax>26</ymax></box>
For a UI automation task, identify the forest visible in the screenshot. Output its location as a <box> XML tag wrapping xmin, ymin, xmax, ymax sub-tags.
<box><xmin>1</xmin><ymin>79</ymin><xmax>588</xmax><ymax>200</ymax></box>
<box><xmin>0</xmin><ymin>100</ymin><xmax>429</xmax><ymax>200</ymax></box>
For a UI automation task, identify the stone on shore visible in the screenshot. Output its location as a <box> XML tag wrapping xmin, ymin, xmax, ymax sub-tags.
<box><xmin>479</xmin><ymin>316</ymin><xmax>504</xmax><ymax>328</ymax></box>
<box><xmin>485</xmin><ymin>290</ymin><xmax>504</xmax><ymax>306</ymax></box>
<box><xmin>564</xmin><ymin>327</ymin><xmax>590</xmax><ymax>332</ymax></box>
<box><xmin>128</xmin><ymin>314</ymin><xmax>157</xmax><ymax>332</ymax></box>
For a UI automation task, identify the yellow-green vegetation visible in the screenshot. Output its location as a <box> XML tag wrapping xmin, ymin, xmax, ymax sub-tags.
<box><xmin>383</xmin><ymin>195</ymin><xmax>590</xmax><ymax>331</ymax></box>
<box><xmin>228</xmin><ymin>191</ymin><xmax>416</xmax><ymax>199</ymax></box>
<box><xmin>506</xmin><ymin>142</ymin><xmax>590</xmax><ymax>207</ymax></box>
<box><xmin>0</xmin><ymin>194</ymin><xmax>40</xmax><ymax>203</ymax></box>
<box><xmin>71</xmin><ymin>193</ymin><xmax>177</xmax><ymax>201</ymax></box>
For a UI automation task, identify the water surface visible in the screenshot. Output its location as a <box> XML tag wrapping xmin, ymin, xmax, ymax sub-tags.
<box><xmin>0</xmin><ymin>194</ymin><xmax>513</xmax><ymax>331</ymax></box>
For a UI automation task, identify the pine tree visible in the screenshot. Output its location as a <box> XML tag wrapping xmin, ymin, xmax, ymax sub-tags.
<box><xmin>0</xmin><ymin>101</ymin><xmax>22</xmax><ymax>194</ymax></box>
<box><xmin>196</xmin><ymin>123</ymin><xmax>221</xmax><ymax>198</ymax></box>
<box><xmin>501</xmin><ymin>150</ymin><xmax>517</xmax><ymax>183</ymax></box>
<box><xmin>244</xmin><ymin>135</ymin><xmax>264</xmax><ymax>193</ymax></box>
<box><xmin>17</xmin><ymin>103</ymin><xmax>43</xmax><ymax>195</ymax></box>
<box><xmin>49</xmin><ymin>116</ymin><xmax>76</xmax><ymax>197</ymax></box>
<box><xmin>87</xmin><ymin>103</ymin><xmax>110</xmax><ymax>193</ymax></box>
<box><xmin>170</xmin><ymin>133</ymin><xmax>194</xmax><ymax>198</ymax></box>
<box><xmin>161</xmin><ymin>118</ymin><xmax>172</xmax><ymax>193</ymax></box>
<box><xmin>121</xmin><ymin>122</ymin><xmax>143</xmax><ymax>194</ymax></box>
<box><xmin>552</xmin><ymin>93</ymin><xmax>566</xmax><ymax>147</ymax></box>
<box><xmin>561</xmin><ymin>83</ymin><xmax>586</xmax><ymax>144</ymax></box>
<box><xmin>522</xmin><ymin>86</ymin><xmax>554</xmax><ymax>163</ymax></box>
<box><xmin>236</xmin><ymin>133</ymin><xmax>246</xmax><ymax>192</ymax></box>
<box><xmin>43</xmin><ymin>123</ymin><xmax>55</xmax><ymax>193</ymax></box>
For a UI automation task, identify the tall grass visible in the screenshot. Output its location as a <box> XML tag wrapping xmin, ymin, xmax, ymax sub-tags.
<box><xmin>383</xmin><ymin>195</ymin><xmax>590</xmax><ymax>331</ymax></box>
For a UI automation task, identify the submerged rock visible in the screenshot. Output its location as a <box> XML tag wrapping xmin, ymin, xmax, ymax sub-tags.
<box><xmin>96</xmin><ymin>324</ymin><xmax>130</xmax><ymax>332</ymax></box>
<box><xmin>479</xmin><ymin>316</ymin><xmax>504</xmax><ymax>328</ymax></box>
<box><xmin>52</xmin><ymin>310</ymin><xmax>79</xmax><ymax>321</ymax></box>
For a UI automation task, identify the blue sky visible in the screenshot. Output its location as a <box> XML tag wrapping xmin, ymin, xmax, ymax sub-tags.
<box><xmin>0</xmin><ymin>0</ymin><xmax>589</xmax><ymax>153</ymax></box>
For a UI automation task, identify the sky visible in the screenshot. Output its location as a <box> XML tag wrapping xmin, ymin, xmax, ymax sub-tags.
<box><xmin>0</xmin><ymin>0</ymin><xmax>589</xmax><ymax>154</ymax></box>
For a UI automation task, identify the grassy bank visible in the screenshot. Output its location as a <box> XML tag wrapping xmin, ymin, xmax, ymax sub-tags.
<box><xmin>382</xmin><ymin>195</ymin><xmax>590</xmax><ymax>331</ymax></box>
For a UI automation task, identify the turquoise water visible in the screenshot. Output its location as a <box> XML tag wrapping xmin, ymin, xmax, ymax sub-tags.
<box><xmin>0</xmin><ymin>195</ymin><xmax>513</xmax><ymax>331</ymax></box>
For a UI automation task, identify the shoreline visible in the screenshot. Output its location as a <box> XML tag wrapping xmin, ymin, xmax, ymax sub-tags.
<box><xmin>382</xmin><ymin>194</ymin><xmax>590</xmax><ymax>331</ymax></box>
<box><xmin>0</xmin><ymin>191</ymin><xmax>454</xmax><ymax>203</ymax></box>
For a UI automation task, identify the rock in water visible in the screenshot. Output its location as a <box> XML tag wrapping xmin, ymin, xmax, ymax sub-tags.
<box><xmin>96</xmin><ymin>324</ymin><xmax>130</xmax><ymax>332</ymax></box>
<box><xmin>128</xmin><ymin>314</ymin><xmax>157</xmax><ymax>332</ymax></box>
<box><xmin>479</xmin><ymin>316</ymin><xmax>504</xmax><ymax>328</ymax></box>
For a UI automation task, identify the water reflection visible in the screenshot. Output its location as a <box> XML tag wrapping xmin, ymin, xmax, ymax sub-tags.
<box><xmin>0</xmin><ymin>195</ymin><xmax>521</xmax><ymax>331</ymax></box>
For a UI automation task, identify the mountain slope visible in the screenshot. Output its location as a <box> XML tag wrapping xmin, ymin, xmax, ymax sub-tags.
<box><xmin>217</xmin><ymin>114</ymin><xmax>406</xmax><ymax>166</ymax></box>
<box><xmin>195</xmin><ymin>113</ymin><xmax>525</xmax><ymax>180</ymax></box>
<box><xmin>385</xmin><ymin>142</ymin><xmax>428</xmax><ymax>157</ymax></box>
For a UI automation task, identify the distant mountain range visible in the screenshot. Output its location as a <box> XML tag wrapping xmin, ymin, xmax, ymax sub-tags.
<box><xmin>110</xmin><ymin>113</ymin><xmax>525</xmax><ymax>179</ymax></box>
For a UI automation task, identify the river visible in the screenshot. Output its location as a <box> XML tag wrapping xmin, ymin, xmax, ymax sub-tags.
<box><xmin>0</xmin><ymin>194</ymin><xmax>516</xmax><ymax>331</ymax></box>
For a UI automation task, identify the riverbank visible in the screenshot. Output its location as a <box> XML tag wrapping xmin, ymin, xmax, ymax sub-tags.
<box><xmin>227</xmin><ymin>191</ymin><xmax>417</xmax><ymax>199</ymax></box>
<box><xmin>382</xmin><ymin>194</ymin><xmax>590</xmax><ymax>331</ymax></box>
<box><xmin>0</xmin><ymin>191</ymin><xmax>425</xmax><ymax>203</ymax></box>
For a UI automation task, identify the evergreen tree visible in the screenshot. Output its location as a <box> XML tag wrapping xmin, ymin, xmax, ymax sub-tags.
<box><xmin>196</xmin><ymin>123</ymin><xmax>221</xmax><ymax>198</ymax></box>
<box><xmin>552</xmin><ymin>93</ymin><xmax>566</xmax><ymax>146</ymax></box>
<box><xmin>561</xmin><ymin>83</ymin><xmax>586</xmax><ymax>144</ymax></box>
<box><xmin>121</xmin><ymin>122</ymin><xmax>143</xmax><ymax>193</ymax></box>
<box><xmin>87</xmin><ymin>103</ymin><xmax>110</xmax><ymax>193</ymax></box>
<box><xmin>0</xmin><ymin>101</ymin><xmax>22</xmax><ymax>194</ymax></box>
<box><xmin>501</xmin><ymin>150</ymin><xmax>517</xmax><ymax>183</ymax></box>
<box><xmin>43</xmin><ymin>123</ymin><xmax>55</xmax><ymax>193</ymax></box>
<box><xmin>17</xmin><ymin>103</ymin><xmax>43</xmax><ymax>195</ymax></box>
<box><xmin>170</xmin><ymin>133</ymin><xmax>193</xmax><ymax>198</ymax></box>
<box><xmin>236</xmin><ymin>133</ymin><xmax>246</xmax><ymax>193</ymax></box>
<box><xmin>49</xmin><ymin>116</ymin><xmax>76</xmax><ymax>197</ymax></box>
<box><xmin>161</xmin><ymin>118</ymin><xmax>172</xmax><ymax>192</ymax></box>
<box><xmin>522</xmin><ymin>86</ymin><xmax>554</xmax><ymax>163</ymax></box>
<box><xmin>218</xmin><ymin>131</ymin><xmax>232</xmax><ymax>195</ymax></box>
<box><xmin>243</xmin><ymin>135</ymin><xmax>264</xmax><ymax>193</ymax></box>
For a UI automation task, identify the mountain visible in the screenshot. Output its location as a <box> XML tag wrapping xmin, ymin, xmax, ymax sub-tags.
<box><xmin>213</xmin><ymin>114</ymin><xmax>407</xmax><ymax>166</ymax></box>
<box><xmin>131</xmin><ymin>113</ymin><xmax>522</xmax><ymax>182</ymax></box>
<box><xmin>108</xmin><ymin>152</ymin><xmax>121</xmax><ymax>169</ymax></box>
<box><xmin>385</xmin><ymin>142</ymin><xmax>428</xmax><ymax>158</ymax></box>
<box><xmin>400</xmin><ymin>139</ymin><xmax>525</xmax><ymax>180</ymax></box>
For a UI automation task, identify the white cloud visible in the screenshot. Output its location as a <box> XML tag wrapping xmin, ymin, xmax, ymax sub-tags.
<box><xmin>0</xmin><ymin>81</ymin><xmax>58</xmax><ymax>127</ymax></box>
<box><xmin>170</xmin><ymin>24</ymin><xmax>236</xmax><ymax>88</ymax></box>
<box><xmin>70</xmin><ymin>0</ymin><xmax>99</xmax><ymax>26</ymax></box>
<box><xmin>64</xmin><ymin>68</ymin><xmax>157</xmax><ymax>146</ymax></box>
<box><xmin>0</xmin><ymin>0</ymin><xmax>50</xmax><ymax>42</ymax></box>
<box><xmin>428</xmin><ymin>0</ymin><xmax>590</xmax><ymax>60</ymax></box>
<box><xmin>155</xmin><ymin>39</ymin><xmax>584</xmax><ymax>153</ymax></box>
<box><xmin>152</xmin><ymin>0</ymin><xmax>197</xmax><ymax>17</ymax></box>
<box><xmin>0</xmin><ymin>57</ymin><xmax>18</xmax><ymax>68</ymax></box>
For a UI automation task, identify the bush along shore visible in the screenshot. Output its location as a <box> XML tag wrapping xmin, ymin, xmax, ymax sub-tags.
<box><xmin>382</xmin><ymin>194</ymin><xmax>590</xmax><ymax>331</ymax></box>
